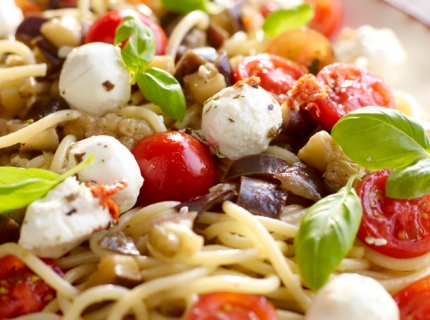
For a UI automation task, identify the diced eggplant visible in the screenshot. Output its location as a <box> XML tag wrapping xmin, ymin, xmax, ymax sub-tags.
<box><xmin>175</xmin><ymin>188</ymin><xmax>238</xmax><ymax>215</ymax></box>
<box><xmin>85</xmin><ymin>255</ymin><xmax>142</xmax><ymax>289</ymax></box>
<box><xmin>174</xmin><ymin>50</ymin><xmax>208</xmax><ymax>84</ymax></box>
<box><xmin>99</xmin><ymin>231</ymin><xmax>140</xmax><ymax>256</ymax></box>
<box><xmin>214</xmin><ymin>50</ymin><xmax>235</xmax><ymax>87</ymax></box>
<box><xmin>207</xmin><ymin>21</ymin><xmax>229</xmax><ymax>49</ymax></box>
<box><xmin>0</xmin><ymin>216</ymin><xmax>20</xmax><ymax>245</ymax></box>
<box><xmin>223</xmin><ymin>154</ymin><xmax>289</xmax><ymax>183</ymax></box>
<box><xmin>237</xmin><ymin>176</ymin><xmax>286</xmax><ymax>219</ymax></box>
<box><xmin>25</xmin><ymin>96</ymin><xmax>69</xmax><ymax>121</ymax></box>
<box><xmin>15</xmin><ymin>16</ymin><xmax>48</xmax><ymax>41</ymax></box>
<box><xmin>275</xmin><ymin>162</ymin><xmax>323</xmax><ymax>202</ymax></box>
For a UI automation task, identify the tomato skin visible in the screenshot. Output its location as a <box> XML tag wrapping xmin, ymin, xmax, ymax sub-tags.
<box><xmin>186</xmin><ymin>292</ymin><xmax>279</xmax><ymax>320</ymax></box>
<box><xmin>287</xmin><ymin>63</ymin><xmax>395</xmax><ymax>129</ymax></box>
<box><xmin>0</xmin><ymin>255</ymin><xmax>63</xmax><ymax>319</ymax></box>
<box><xmin>84</xmin><ymin>9</ymin><xmax>167</xmax><ymax>55</ymax></box>
<box><xmin>393</xmin><ymin>275</ymin><xmax>430</xmax><ymax>320</ymax></box>
<box><xmin>356</xmin><ymin>169</ymin><xmax>430</xmax><ymax>259</ymax></box>
<box><xmin>131</xmin><ymin>132</ymin><xmax>218</xmax><ymax>206</ymax></box>
<box><xmin>235</xmin><ymin>53</ymin><xmax>306</xmax><ymax>103</ymax></box>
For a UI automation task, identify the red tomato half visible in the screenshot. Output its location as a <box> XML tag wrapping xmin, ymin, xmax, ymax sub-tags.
<box><xmin>0</xmin><ymin>255</ymin><xmax>63</xmax><ymax>319</ymax></box>
<box><xmin>186</xmin><ymin>292</ymin><xmax>279</xmax><ymax>320</ymax></box>
<box><xmin>356</xmin><ymin>170</ymin><xmax>430</xmax><ymax>259</ymax></box>
<box><xmin>84</xmin><ymin>9</ymin><xmax>167</xmax><ymax>55</ymax></box>
<box><xmin>131</xmin><ymin>132</ymin><xmax>218</xmax><ymax>206</ymax></box>
<box><xmin>235</xmin><ymin>53</ymin><xmax>306</xmax><ymax>103</ymax></box>
<box><xmin>393</xmin><ymin>274</ymin><xmax>430</xmax><ymax>320</ymax></box>
<box><xmin>287</xmin><ymin>63</ymin><xmax>395</xmax><ymax>129</ymax></box>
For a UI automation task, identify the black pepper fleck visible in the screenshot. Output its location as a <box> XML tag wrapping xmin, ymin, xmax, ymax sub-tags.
<box><xmin>268</xmin><ymin>104</ymin><xmax>274</xmax><ymax>110</ymax></box>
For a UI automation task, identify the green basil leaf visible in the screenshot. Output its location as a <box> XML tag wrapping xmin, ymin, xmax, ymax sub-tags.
<box><xmin>331</xmin><ymin>106</ymin><xmax>430</xmax><ymax>171</ymax></box>
<box><xmin>114</xmin><ymin>16</ymin><xmax>156</xmax><ymax>80</ymax></box>
<box><xmin>0</xmin><ymin>154</ymin><xmax>94</xmax><ymax>214</ymax></box>
<box><xmin>137</xmin><ymin>68</ymin><xmax>186</xmax><ymax>121</ymax></box>
<box><xmin>386</xmin><ymin>157</ymin><xmax>430</xmax><ymax>199</ymax></box>
<box><xmin>0</xmin><ymin>167</ymin><xmax>58</xmax><ymax>185</ymax></box>
<box><xmin>294</xmin><ymin>176</ymin><xmax>362</xmax><ymax>290</ymax></box>
<box><xmin>262</xmin><ymin>4</ymin><xmax>314</xmax><ymax>38</ymax></box>
<box><xmin>160</xmin><ymin>0</ymin><xmax>222</xmax><ymax>14</ymax></box>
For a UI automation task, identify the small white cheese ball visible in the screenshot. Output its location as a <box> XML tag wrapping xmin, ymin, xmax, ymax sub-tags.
<box><xmin>0</xmin><ymin>0</ymin><xmax>24</xmax><ymax>39</ymax></box>
<box><xmin>306</xmin><ymin>273</ymin><xmax>400</xmax><ymax>320</ymax></box>
<box><xmin>333</xmin><ymin>25</ymin><xmax>406</xmax><ymax>82</ymax></box>
<box><xmin>201</xmin><ymin>78</ymin><xmax>282</xmax><ymax>160</ymax></box>
<box><xmin>59</xmin><ymin>42</ymin><xmax>131</xmax><ymax>116</ymax></box>
<box><xmin>66</xmin><ymin>135</ymin><xmax>143</xmax><ymax>213</ymax></box>
<box><xmin>18</xmin><ymin>176</ymin><xmax>113</xmax><ymax>259</ymax></box>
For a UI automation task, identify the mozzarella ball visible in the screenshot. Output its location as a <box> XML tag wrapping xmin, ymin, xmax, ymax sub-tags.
<box><xmin>66</xmin><ymin>135</ymin><xmax>143</xmax><ymax>213</ymax></box>
<box><xmin>59</xmin><ymin>42</ymin><xmax>131</xmax><ymax>116</ymax></box>
<box><xmin>18</xmin><ymin>176</ymin><xmax>113</xmax><ymax>259</ymax></box>
<box><xmin>201</xmin><ymin>79</ymin><xmax>282</xmax><ymax>160</ymax></box>
<box><xmin>306</xmin><ymin>273</ymin><xmax>400</xmax><ymax>320</ymax></box>
<box><xmin>0</xmin><ymin>0</ymin><xmax>24</xmax><ymax>39</ymax></box>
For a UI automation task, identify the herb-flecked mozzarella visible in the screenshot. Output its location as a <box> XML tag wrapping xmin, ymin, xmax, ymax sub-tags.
<box><xmin>59</xmin><ymin>42</ymin><xmax>130</xmax><ymax>116</ymax></box>
<box><xmin>305</xmin><ymin>273</ymin><xmax>400</xmax><ymax>320</ymax></box>
<box><xmin>0</xmin><ymin>0</ymin><xmax>24</xmax><ymax>39</ymax></box>
<box><xmin>201</xmin><ymin>79</ymin><xmax>282</xmax><ymax>160</ymax></box>
<box><xmin>66</xmin><ymin>135</ymin><xmax>143</xmax><ymax>213</ymax></box>
<box><xmin>18</xmin><ymin>176</ymin><xmax>113</xmax><ymax>259</ymax></box>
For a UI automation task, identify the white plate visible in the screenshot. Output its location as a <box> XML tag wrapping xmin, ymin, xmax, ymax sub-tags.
<box><xmin>341</xmin><ymin>0</ymin><xmax>430</xmax><ymax>111</ymax></box>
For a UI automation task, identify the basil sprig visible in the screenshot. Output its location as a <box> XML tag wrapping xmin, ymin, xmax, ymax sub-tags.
<box><xmin>0</xmin><ymin>154</ymin><xmax>94</xmax><ymax>214</ymax></box>
<box><xmin>294</xmin><ymin>176</ymin><xmax>362</xmax><ymax>291</ymax></box>
<box><xmin>114</xmin><ymin>16</ymin><xmax>186</xmax><ymax>122</ymax></box>
<box><xmin>160</xmin><ymin>0</ymin><xmax>222</xmax><ymax>14</ymax></box>
<box><xmin>262</xmin><ymin>4</ymin><xmax>314</xmax><ymax>38</ymax></box>
<box><xmin>332</xmin><ymin>106</ymin><xmax>430</xmax><ymax>199</ymax></box>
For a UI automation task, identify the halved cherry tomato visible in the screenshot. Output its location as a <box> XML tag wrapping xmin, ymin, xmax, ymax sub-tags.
<box><xmin>131</xmin><ymin>132</ymin><xmax>218</xmax><ymax>206</ymax></box>
<box><xmin>84</xmin><ymin>9</ymin><xmax>167</xmax><ymax>55</ymax></box>
<box><xmin>186</xmin><ymin>292</ymin><xmax>279</xmax><ymax>320</ymax></box>
<box><xmin>0</xmin><ymin>255</ymin><xmax>63</xmax><ymax>319</ymax></box>
<box><xmin>393</xmin><ymin>274</ymin><xmax>430</xmax><ymax>320</ymax></box>
<box><xmin>306</xmin><ymin>0</ymin><xmax>343</xmax><ymax>39</ymax></box>
<box><xmin>235</xmin><ymin>53</ymin><xmax>306</xmax><ymax>103</ymax></box>
<box><xmin>260</xmin><ymin>0</ymin><xmax>343</xmax><ymax>39</ymax></box>
<box><xmin>265</xmin><ymin>27</ymin><xmax>334</xmax><ymax>73</ymax></box>
<box><xmin>287</xmin><ymin>63</ymin><xmax>395</xmax><ymax>129</ymax></box>
<box><xmin>356</xmin><ymin>169</ymin><xmax>430</xmax><ymax>259</ymax></box>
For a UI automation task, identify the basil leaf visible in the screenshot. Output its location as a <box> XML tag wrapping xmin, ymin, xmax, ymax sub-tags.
<box><xmin>0</xmin><ymin>167</ymin><xmax>58</xmax><ymax>185</ymax></box>
<box><xmin>160</xmin><ymin>0</ymin><xmax>222</xmax><ymax>13</ymax></box>
<box><xmin>386</xmin><ymin>157</ymin><xmax>430</xmax><ymax>199</ymax></box>
<box><xmin>0</xmin><ymin>154</ymin><xmax>94</xmax><ymax>214</ymax></box>
<box><xmin>262</xmin><ymin>4</ymin><xmax>314</xmax><ymax>38</ymax></box>
<box><xmin>331</xmin><ymin>106</ymin><xmax>430</xmax><ymax>171</ymax></box>
<box><xmin>137</xmin><ymin>68</ymin><xmax>186</xmax><ymax>121</ymax></box>
<box><xmin>114</xmin><ymin>16</ymin><xmax>156</xmax><ymax>80</ymax></box>
<box><xmin>294</xmin><ymin>176</ymin><xmax>362</xmax><ymax>290</ymax></box>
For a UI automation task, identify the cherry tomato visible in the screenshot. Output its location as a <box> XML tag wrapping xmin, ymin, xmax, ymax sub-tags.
<box><xmin>393</xmin><ymin>274</ymin><xmax>430</xmax><ymax>320</ymax></box>
<box><xmin>131</xmin><ymin>132</ymin><xmax>218</xmax><ymax>206</ymax></box>
<box><xmin>306</xmin><ymin>0</ymin><xmax>343</xmax><ymax>39</ymax></box>
<box><xmin>186</xmin><ymin>292</ymin><xmax>279</xmax><ymax>320</ymax></box>
<box><xmin>265</xmin><ymin>27</ymin><xmax>334</xmax><ymax>73</ymax></box>
<box><xmin>356</xmin><ymin>169</ymin><xmax>430</xmax><ymax>259</ymax></box>
<box><xmin>84</xmin><ymin>9</ymin><xmax>167</xmax><ymax>55</ymax></box>
<box><xmin>235</xmin><ymin>53</ymin><xmax>306</xmax><ymax>103</ymax></box>
<box><xmin>0</xmin><ymin>255</ymin><xmax>63</xmax><ymax>319</ymax></box>
<box><xmin>260</xmin><ymin>0</ymin><xmax>343</xmax><ymax>39</ymax></box>
<box><xmin>287</xmin><ymin>63</ymin><xmax>395</xmax><ymax>129</ymax></box>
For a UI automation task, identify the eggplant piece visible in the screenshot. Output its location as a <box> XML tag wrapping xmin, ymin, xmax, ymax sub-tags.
<box><xmin>223</xmin><ymin>154</ymin><xmax>289</xmax><ymax>183</ymax></box>
<box><xmin>214</xmin><ymin>50</ymin><xmax>235</xmax><ymax>87</ymax></box>
<box><xmin>174</xmin><ymin>50</ymin><xmax>208</xmax><ymax>84</ymax></box>
<box><xmin>275</xmin><ymin>162</ymin><xmax>323</xmax><ymax>202</ymax></box>
<box><xmin>25</xmin><ymin>96</ymin><xmax>69</xmax><ymax>121</ymax></box>
<box><xmin>207</xmin><ymin>20</ymin><xmax>229</xmax><ymax>49</ymax></box>
<box><xmin>85</xmin><ymin>255</ymin><xmax>142</xmax><ymax>289</ymax></box>
<box><xmin>34</xmin><ymin>37</ymin><xmax>65</xmax><ymax>80</ymax></box>
<box><xmin>15</xmin><ymin>16</ymin><xmax>49</xmax><ymax>42</ymax></box>
<box><xmin>237</xmin><ymin>176</ymin><xmax>286</xmax><ymax>219</ymax></box>
<box><xmin>175</xmin><ymin>188</ymin><xmax>238</xmax><ymax>215</ymax></box>
<box><xmin>0</xmin><ymin>216</ymin><xmax>20</xmax><ymax>245</ymax></box>
<box><xmin>99</xmin><ymin>231</ymin><xmax>140</xmax><ymax>255</ymax></box>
